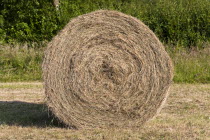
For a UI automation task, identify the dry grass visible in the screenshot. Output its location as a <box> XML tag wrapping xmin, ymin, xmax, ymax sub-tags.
<box><xmin>0</xmin><ymin>82</ymin><xmax>209</xmax><ymax>140</ymax></box>
<box><xmin>43</xmin><ymin>10</ymin><xmax>173</xmax><ymax>128</ymax></box>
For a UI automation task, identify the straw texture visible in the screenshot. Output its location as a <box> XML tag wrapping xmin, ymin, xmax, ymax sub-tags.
<box><xmin>42</xmin><ymin>10</ymin><xmax>173</xmax><ymax>129</ymax></box>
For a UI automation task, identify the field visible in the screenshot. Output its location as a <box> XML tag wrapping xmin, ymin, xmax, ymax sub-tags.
<box><xmin>1</xmin><ymin>0</ymin><xmax>210</xmax><ymax>139</ymax></box>
<box><xmin>0</xmin><ymin>82</ymin><xmax>209</xmax><ymax>140</ymax></box>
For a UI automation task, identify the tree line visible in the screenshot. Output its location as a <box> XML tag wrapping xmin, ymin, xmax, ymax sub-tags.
<box><xmin>0</xmin><ymin>0</ymin><xmax>210</xmax><ymax>48</ymax></box>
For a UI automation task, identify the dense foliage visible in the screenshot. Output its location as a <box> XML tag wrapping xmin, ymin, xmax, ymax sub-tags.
<box><xmin>1</xmin><ymin>0</ymin><xmax>210</xmax><ymax>47</ymax></box>
<box><xmin>0</xmin><ymin>0</ymin><xmax>59</xmax><ymax>44</ymax></box>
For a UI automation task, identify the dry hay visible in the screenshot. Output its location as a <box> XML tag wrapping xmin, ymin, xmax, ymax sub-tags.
<box><xmin>42</xmin><ymin>10</ymin><xmax>173</xmax><ymax>129</ymax></box>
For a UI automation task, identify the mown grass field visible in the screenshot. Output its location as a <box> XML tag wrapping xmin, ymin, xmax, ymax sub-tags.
<box><xmin>0</xmin><ymin>82</ymin><xmax>209</xmax><ymax>140</ymax></box>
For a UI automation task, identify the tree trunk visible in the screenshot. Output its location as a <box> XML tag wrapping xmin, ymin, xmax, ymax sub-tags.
<box><xmin>53</xmin><ymin>0</ymin><xmax>60</xmax><ymax>10</ymax></box>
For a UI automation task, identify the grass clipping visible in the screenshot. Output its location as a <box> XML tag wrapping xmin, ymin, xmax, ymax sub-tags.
<box><xmin>42</xmin><ymin>10</ymin><xmax>173</xmax><ymax>129</ymax></box>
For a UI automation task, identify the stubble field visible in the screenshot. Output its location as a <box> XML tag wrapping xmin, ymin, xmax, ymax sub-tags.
<box><xmin>0</xmin><ymin>82</ymin><xmax>209</xmax><ymax>140</ymax></box>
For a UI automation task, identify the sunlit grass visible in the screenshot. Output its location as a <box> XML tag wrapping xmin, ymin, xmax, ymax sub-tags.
<box><xmin>0</xmin><ymin>45</ymin><xmax>43</xmax><ymax>82</ymax></box>
<box><xmin>0</xmin><ymin>83</ymin><xmax>209</xmax><ymax>139</ymax></box>
<box><xmin>168</xmin><ymin>46</ymin><xmax>210</xmax><ymax>83</ymax></box>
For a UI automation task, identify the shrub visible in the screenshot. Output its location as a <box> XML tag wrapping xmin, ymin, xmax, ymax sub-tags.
<box><xmin>1</xmin><ymin>0</ymin><xmax>210</xmax><ymax>48</ymax></box>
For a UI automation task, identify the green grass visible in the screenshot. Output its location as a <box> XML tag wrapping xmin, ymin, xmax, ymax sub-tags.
<box><xmin>0</xmin><ymin>46</ymin><xmax>210</xmax><ymax>83</ymax></box>
<box><xmin>0</xmin><ymin>84</ymin><xmax>43</xmax><ymax>89</ymax></box>
<box><xmin>168</xmin><ymin>47</ymin><xmax>210</xmax><ymax>83</ymax></box>
<box><xmin>0</xmin><ymin>46</ymin><xmax>43</xmax><ymax>82</ymax></box>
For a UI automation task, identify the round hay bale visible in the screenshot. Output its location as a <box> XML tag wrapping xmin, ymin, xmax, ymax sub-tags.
<box><xmin>42</xmin><ymin>10</ymin><xmax>173</xmax><ymax>129</ymax></box>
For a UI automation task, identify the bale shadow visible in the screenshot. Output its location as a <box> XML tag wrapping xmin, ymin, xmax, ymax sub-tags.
<box><xmin>0</xmin><ymin>101</ymin><xmax>66</xmax><ymax>128</ymax></box>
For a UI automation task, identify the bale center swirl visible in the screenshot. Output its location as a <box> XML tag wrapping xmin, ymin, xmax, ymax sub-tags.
<box><xmin>43</xmin><ymin>10</ymin><xmax>173</xmax><ymax>128</ymax></box>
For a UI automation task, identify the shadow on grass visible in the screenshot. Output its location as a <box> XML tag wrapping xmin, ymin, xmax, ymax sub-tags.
<box><xmin>0</xmin><ymin>101</ymin><xmax>66</xmax><ymax>128</ymax></box>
